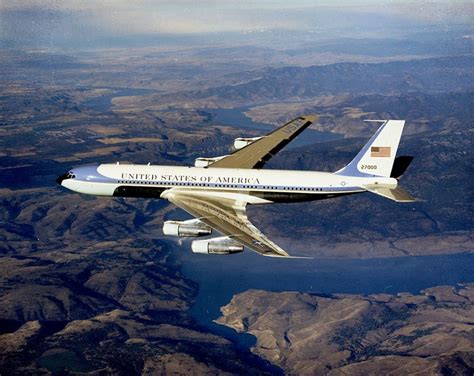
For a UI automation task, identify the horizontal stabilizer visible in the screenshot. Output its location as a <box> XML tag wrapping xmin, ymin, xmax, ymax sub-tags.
<box><xmin>363</xmin><ymin>185</ymin><xmax>417</xmax><ymax>202</ymax></box>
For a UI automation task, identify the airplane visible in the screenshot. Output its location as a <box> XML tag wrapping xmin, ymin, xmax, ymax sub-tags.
<box><xmin>57</xmin><ymin>116</ymin><xmax>415</xmax><ymax>258</ymax></box>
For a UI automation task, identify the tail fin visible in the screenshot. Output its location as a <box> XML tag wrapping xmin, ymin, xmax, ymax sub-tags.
<box><xmin>337</xmin><ymin>120</ymin><xmax>405</xmax><ymax>178</ymax></box>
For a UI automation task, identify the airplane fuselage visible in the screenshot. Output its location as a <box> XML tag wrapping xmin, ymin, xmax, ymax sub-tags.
<box><xmin>56</xmin><ymin>117</ymin><xmax>413</xmax><ymax>257</ymax></box>
<box><xmin>58</xmin><ymin>163</ymin><xmax>397</xmax><ymax>204</ymax></box>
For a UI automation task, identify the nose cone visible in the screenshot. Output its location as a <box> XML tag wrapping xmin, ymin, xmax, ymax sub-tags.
<box><xmin>56</xmin><ymin>173</ymin><xmax>69</xmax><ymax>185</ymax></box>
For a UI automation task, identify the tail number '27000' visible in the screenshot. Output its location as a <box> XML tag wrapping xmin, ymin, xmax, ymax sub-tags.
<box><xmin>361</xmin><ymin>165</ymin><xmax>378</xmax><ymax>170</ymax></box>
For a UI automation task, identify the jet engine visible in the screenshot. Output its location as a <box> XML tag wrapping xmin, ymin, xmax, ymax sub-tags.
<box><xmin>192</xmin><ymin>236</ymin><xmax>243</xmax><ymax>255</ymax></box>
<box><xmin>194</xmin><ymin>155</ymin><xmax>228</xmax><ymax>168</ymax></box>
<box><xmin>233</xmin><ymin>137</ymin><xmax>262</xmax><ymax>150</ymax></box>
<box><xmin>163</xmin><ymin>219</ymin><xmax>212</xmax><ymax>237</ymax></box>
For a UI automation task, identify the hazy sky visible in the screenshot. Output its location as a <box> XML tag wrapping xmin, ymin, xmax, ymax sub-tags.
<box><xmin>1</xmin><ymin>1</ymin><xmax>472</xmax><ymax>48</ymax></box>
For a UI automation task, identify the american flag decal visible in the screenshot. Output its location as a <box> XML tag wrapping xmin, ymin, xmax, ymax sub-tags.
<box><xmin>371</xmin><ymin>146</ymin><xmax>391</xmax><ymax>157</ymax></box>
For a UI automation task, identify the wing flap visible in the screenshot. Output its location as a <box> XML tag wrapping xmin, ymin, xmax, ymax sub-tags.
<box><xmin>209</xmin><ymin>115</ymin><xmax>318</xmax><ymax>169</ymax></box>
<box><xmin>162</xmin><ymin>189</ymin><xmax>290</xmax><ymax>257</ymax></box>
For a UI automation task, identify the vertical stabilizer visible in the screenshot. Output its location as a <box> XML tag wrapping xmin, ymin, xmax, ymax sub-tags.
<box><xmin>337</xmin><ymin>120</ymin><xmax>405</xmax><ymax>177</ymax></box>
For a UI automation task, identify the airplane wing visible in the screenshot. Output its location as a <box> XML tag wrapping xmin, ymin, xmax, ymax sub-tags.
<box><xmin>208</xmin><ymin>115</ymin><xmax>318</xmax><ymax>169</ymax></box>
<box><xmin>162</xmin><ymin>189</ymin><xmax>292</xmax><ymax>257</ymax></box>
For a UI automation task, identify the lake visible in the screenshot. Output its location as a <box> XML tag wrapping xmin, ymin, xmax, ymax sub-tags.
<box><xmin>201</xmin><ymin>107</ymin><xmax>342</xmax><ymax>148</ymax></box>
<box><xmin>177</xmin><ymin>248</ymin><xmax>474</xmax><ymax>349</ymax></box>
<box><xmin>164</xmin><ymin>106</ymin><xmax>474</xmax><ymax>350</ymax></box>
<box><xmin>83</xmin><ymin>87</ymin><xmax>156</xmax><ymax>112</ymax></box>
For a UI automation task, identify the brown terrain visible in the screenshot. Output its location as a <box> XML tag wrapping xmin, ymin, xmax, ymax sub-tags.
<box><xmin>217</xmin><ymin>286</ymin><xmax>474</xmax><ymax>375</ymax></box>
<box><xmin>0</xmin><ymin>187</ymin><xmax>274</xmax><ymax>374</ymax></box>
<box><xmin>0</xmin><ymin>43</ymin><xmax>472</xmax><ymax>374</ymax></box>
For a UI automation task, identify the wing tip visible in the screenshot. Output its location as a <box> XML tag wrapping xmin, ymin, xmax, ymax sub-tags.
<box><xmin>302</xmin><ymin>114</ymin><xmax>319</xmax><ymax>123</ymax></box>
<box><xmin>263</xmin><ymin>253</ymin><xmax>313</xmax><ymax>259</ymax></box>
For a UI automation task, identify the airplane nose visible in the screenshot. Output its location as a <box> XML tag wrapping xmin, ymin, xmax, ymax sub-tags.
<box><xmin>56</xmin><ymin>173</ymin><xmax>69</xmax><ymax>185</ymax></box>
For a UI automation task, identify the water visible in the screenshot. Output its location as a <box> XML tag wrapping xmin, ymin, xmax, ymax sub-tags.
<box><xmin>83</xmin><ymin>87</ymin><xmax>156</xmax><ymax>112</ymax></box>
<box><xmin>85</xmin><ymin>92</ymin><xmax>342</xmax><ymax>148</ymax></box>
<box><xmin>202</xmin><ymin>107</ymin><xmax>274</xmax><ymax>131</ymax></box>
<box><xmin>177</xmin><ymin>249</ymin><xmax>474</xmax><ymax>349</ymax></box>
<box><xmin>165</xmin><ymin>106</ymin><xmax>473</xmax><ymax>350</ymax></box>
<box><xmin>39</xmin><ymin>350</ymin><xmax>96</xmax><ymax>374</ymax></box>
<box><xmin>201</xmin><ymin>106</ymin><xmax>342</xmax><ymax>148</ymax></box>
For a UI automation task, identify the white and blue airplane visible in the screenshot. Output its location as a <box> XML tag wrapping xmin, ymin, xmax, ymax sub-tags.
<box><xmin>57</xmin><ymin>116</ymin><xmax>415</xmax><ymax>257</ymax></box>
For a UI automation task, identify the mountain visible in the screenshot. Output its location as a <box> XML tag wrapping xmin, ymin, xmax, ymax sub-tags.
<box><xmin>149</xmin><ymin>56</ymin><xmax>474</xmax><ymax>107</ymax></box>
<box><xmin>0</xmin><ymin>188</ymin><xmax>277</xmax><ymax>375</ymax></box>
<box><xmin>1</xmin><ymin>46</ymin><xmax>472</xmax><ymax>374</ymax></box>
<box><xmin>217</xmin><ymin>286</ymin><xmax>474</xmax><ymax>375</ymax></box>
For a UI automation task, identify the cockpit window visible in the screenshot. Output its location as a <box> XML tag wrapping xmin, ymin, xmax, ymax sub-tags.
<box><xmin>66</xmin><ymin>172</ymin><xmax>76</xmax><ymax>179</ymax></box>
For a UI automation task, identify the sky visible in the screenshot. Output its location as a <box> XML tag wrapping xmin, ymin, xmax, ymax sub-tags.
<box><xmin>1</xmin><ymin>1</ymin><xmax>472</xmax><ymax>48</ymax></box>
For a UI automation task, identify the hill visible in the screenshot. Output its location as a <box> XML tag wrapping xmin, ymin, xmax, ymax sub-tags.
<box><xmin>217</xmin><ymin>286</ymin><xmax>474</xmax><ymax>375</ymax></box>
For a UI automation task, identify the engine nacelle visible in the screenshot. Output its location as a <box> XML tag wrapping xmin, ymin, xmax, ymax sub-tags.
<box><xmin>194</xmin><ymin>155</ymin><xmax>228</xmax><ymax>168</ymax></box>
<box><xmin>234</xmin><ymin>137</ymin><xmax>262</xmax><ymax>150</ymax></box>
<box><xmin>163</xmin><ymin>219</ymin><xmax>212</xmax><ymax>237</ymax></box>
<box><xmin>192</xmin><ymin>236</ymin><xmax>243</xmax><ymax>255</ymax></box>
